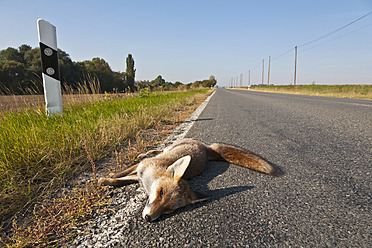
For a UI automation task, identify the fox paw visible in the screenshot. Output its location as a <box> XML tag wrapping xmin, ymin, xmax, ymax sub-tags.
<box><xmin>98</xmin><ymin>177</ymin><xmax>110</xmax><ymax>186</ymax></box>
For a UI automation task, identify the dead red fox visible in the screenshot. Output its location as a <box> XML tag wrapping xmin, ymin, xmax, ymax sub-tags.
<box><xmin>99</xmin><ymin>139</ymin><xmax>281</xmax><ymax>222</ymax></box>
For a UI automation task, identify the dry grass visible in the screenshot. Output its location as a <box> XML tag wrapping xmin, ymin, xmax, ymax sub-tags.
<box><xmin>7</xmin><ymin>183</ymin><xmax>111</xmax><ymax>247</ymax></box>
<box><xmin>0</xmin><ymin>76</ymin><xmax>129</xmax><ymax>113</ymax></box>
<box><xmin>243</xmin><ymin>84</ymin><xmax>372</xmax><ymax>99</ymax></box>
<box><xmin>4</xmin><ymin>127</ymin><xmax>176</xmax><ymax>247</ymax></box>
<box><xmin>0</xmin><ymin>89</ymin><xmax>212</xmax><ymax>247</ymax></box>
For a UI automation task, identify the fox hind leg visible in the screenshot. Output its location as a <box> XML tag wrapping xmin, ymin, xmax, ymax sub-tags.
<box><xmin>137</xmin><ymin>149</ymin><xmax>163</xmax><ymax>159</ymax></box>
<box><xmin>108</xmin><ymin>163</ymin><xmax>139</xmax><ymax>178</ymax></box>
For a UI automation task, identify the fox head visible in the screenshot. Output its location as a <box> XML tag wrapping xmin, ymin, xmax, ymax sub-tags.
<box><xmin>142</xmin><ymin>155</ymin><xmax>209</xmax><ymax>222</ymax></box>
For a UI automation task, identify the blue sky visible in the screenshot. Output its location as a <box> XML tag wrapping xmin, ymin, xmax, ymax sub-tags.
<box><xmin>1</xmin><ymin>0</ymin><xmax>371</xmax><ymax>86</ymax></box>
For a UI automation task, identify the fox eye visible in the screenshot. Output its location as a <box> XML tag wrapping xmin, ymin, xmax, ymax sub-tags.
<box><xmin>159</xmin><ymin>189</ymin><xmax>164</xmax><ymax>199</ymax></box>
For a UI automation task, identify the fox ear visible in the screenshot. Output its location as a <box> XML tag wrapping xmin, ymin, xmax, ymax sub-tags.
<box><xmin>166</xmin><ymin>155</ymin><xmax>191</xmax><ymax>182</ymax></box>
<box><xmin>191</xmin><ymin>191</ymin><xmax>209</xmax><ymax>204</ymax></box>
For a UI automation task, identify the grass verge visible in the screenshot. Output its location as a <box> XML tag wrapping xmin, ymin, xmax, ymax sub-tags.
<box><xmin>244</xmin><ymin>85</ymin><xmax>372</xmax><ymax>99</ymax></box>
<box><xmin>0</xmin><ymin>89</ymin><xmax>211</xmax><ymax>246</ymax></box>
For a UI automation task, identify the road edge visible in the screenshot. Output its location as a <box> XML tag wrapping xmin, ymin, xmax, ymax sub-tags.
<box><xmin>158</xmin><ymin>90</ymin><xmax>216</xmax><ymax>149</ymax></box>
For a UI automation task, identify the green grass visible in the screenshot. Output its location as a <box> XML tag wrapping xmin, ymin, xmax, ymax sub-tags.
<box><xmin>0</xmin><ymin>89</ymin><xmax>209</xmax><ymax>223</ymax></box>
<box><xmin>248</xmin><ymin>84</ymin><xmax>372</xmax><ymax>99</ymax></box>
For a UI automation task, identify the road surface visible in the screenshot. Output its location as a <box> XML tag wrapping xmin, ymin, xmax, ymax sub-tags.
<box><xmin>74</xmin><ymin>88</ymin><xmax>371</xmax><ymax>247</ymax></box>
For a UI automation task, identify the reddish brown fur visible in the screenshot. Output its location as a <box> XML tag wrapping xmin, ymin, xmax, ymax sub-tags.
<box><xmin>208</xmin><ymin>143</ymin><xmax>281</xmax><ymax>176</ymax></box>
<box><xmin>98</xmin><ymin>139</ymin><xmax>281</xmax><ymax>221</ymax></box>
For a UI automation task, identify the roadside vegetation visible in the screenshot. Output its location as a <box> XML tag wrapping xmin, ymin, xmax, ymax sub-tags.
<box><xmin>248</xmin><ymin>84</ymin><xmax>372</xmax><ymax>99</ymax></box>
<box><xmin>0</xmin><ymin>44</ymin><xmax>217</xmax><ymax>95</ymax></box>
<box><xmin>0</xmin><ymin>42</ymin><xmax>217</xmax><ymax>246</ymax></box>
<box><xmin>0</xmin><ymin>88</ymin><xmax>212</xmax><ymax>247</ymax></box>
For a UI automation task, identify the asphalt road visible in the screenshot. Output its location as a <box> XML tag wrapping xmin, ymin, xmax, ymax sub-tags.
<box><xmin>75</xmin><ymin>88</ymin><xmax>371</xmax><ymax>247</ymax></box>
<box><xmin>184</xmin><ymin>88</ymin><xmax>371</xmax><ymax>247</ymax></box>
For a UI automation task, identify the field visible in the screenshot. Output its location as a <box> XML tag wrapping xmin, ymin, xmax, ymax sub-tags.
<box><xmin>0</xmin><ymin>93</ymin><xmax>123</xmax><ymax>113</ymax></box>
<box><xmin>0</xmin><ymin>89</ymin><xmax>211</xmax><ymax>246</ymax></box>
<box><xmin>246</xmin><ymin>84</ymin><xmax>372</xmax><ymax>99</ymax></box>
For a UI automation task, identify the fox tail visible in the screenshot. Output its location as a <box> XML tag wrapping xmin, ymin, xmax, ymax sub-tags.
<box><xmin>208</xmin><ymin>143</ymin><xmax>282</xmax><ymax>176</ymax></box>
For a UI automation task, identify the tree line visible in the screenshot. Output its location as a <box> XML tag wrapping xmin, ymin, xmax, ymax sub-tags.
<box><xmin>0</xmin><ymin>44</ymin><xmax>217</xmax><ymax>95</ymax></box>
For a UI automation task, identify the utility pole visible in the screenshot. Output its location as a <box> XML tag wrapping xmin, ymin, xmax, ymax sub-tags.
<box><xmin>294</xmin><ymin>46</ymin><xmax>297</xmax><ymax>86</ymax></box>
<box><xmin>261</xmin><ymin>59</ymin><xmax>264</xmax><ymax>86</ymax></box>
<box><xmin>240</xmin><ymin>73</ymin><xmax>243</xmax><ymax>88</ymax></box>
<box><xmin>267</xmin><ymin>56</ymin><xmax>271</xmax><ymax>85</ymax></box>
<box><xmin>248</xmin><ymin>70</ymin><xmax>250</xmax><ymax>89</ymax></box>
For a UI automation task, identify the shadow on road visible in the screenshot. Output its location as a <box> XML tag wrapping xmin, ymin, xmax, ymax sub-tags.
<box><xmin>156</xmin><ymin>161</ymin><xmax>255</xmax><ymax>222</ymax></box>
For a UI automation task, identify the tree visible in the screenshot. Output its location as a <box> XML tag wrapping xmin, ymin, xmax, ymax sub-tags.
<box><xmin>77</xmin><ymin>58</ymin><xmax>122</xmax><ymax>93</ymax></box>
<box><xmin>206</xmin><ymin>75</ymin><xmax>217</xmax><ymax>87</ymax></box>
<box><xmin>24</xmin><ymin>48</ymin><xmax>41</xmax><ymax>73</ymax></box>
<box><xmin>151</xmin><ymin>75</ymin><xmax>165</xmax><ymax>88</ymax></box>
<box><xmin>58</xmin><ymin>49</ymin><xmax>81</xmax><ymax>85</ymax></box>
<box><xmin>18</xmin><ymin>44</ymin><xmax>32</xmax><ymax>55</ymax></box>
<box><xmin>0</xmin><ymin>45</ymin><xmax>129</xmax><ymax>94</ymax></box>
<box><xmin>0</xmin><ymin>46</ymin><xmax>28</xmax><ymax>94</ymax></box>
<box><xmin>190</xmin><ymin>75</ymin><xmax>217</xmax><ymax>89</ymax></box>
<box><xmin>0</xmin><ymin>47</ymin><xmax>23</xmax><ymax>63</ymax></box>
<box><xmin>125</xmin><ymin>54</ymin><xmax>136</xmax><ymax>92</ymax></box>
<box><xmin>0</xmin><ymin>60</ymin><xmax>24</xmax><ymax>93</ymax></box>
<box><xmin>174</xmin><ymin>81</ymin><xmax>183</xmax><ymax>87</ymax></box>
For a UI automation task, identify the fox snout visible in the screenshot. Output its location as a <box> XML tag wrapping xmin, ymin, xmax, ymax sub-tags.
<box><xmin>141</xmin><ymin>182</ymin><xmax>209</xmax><ymax>222</ymax></box>
<box><xmin>144</xmin><ymin>214</ymin><xmax>152</xmax><ymax>222</ymax></box>
<box><xmin>142</xmin><ymin>200</ymin><xmax>174</xmax><ymax>222</ymax></box>
<box><xmin>142</xmin><ymin>200</ymin><xmax>163</xmax><ymax>222</ymax></box>
<box><xmin>142</xmin><ymin>204</ymin><xmax>158</xmax><ymax>222</ymax></box>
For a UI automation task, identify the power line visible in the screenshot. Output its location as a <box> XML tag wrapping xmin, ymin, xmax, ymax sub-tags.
<box><xmin>235</xmin><ymin>10</ymin><xmax>372</xmax><ymax>86</ymax></box>
<box><xmin>252</xmin><ymin>61</ymin><xmax>262</xmax><ymax>70</ymax></box>
<box><xmin>301</xmin><ymin>22</ymin><xmax>372</xmax><ymax>53</ymax></box>
<box><xmin>299</xmin><ymin>10</ymin><xmax>372</xmax><ymax>47</ymax></box>
<box><xmin>268</xmin><ymin>10</ymin><xmax>372</xmax><ymax>62</ymax></box>
<box><xmin>272</xmin><ymin>47</ymin><xmax>294</xmax><ymax>60</ymax></box>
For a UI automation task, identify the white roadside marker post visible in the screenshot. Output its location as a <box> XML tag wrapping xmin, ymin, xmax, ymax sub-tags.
<box><xmin>37</xmin><ymin>19</ymin><xmax>63</xmax><ymax>115</ymax></box>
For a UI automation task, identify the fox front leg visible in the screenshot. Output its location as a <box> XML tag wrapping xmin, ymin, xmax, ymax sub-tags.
<box><xmin>98</xmin><ymin>174</ymin><xmax>138</xmax><ymax>187</ymax></box>
<box><xmin>98</xmin><ymin>164</ymin><xmax>139</xmax><ymax>187</ymax></box>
